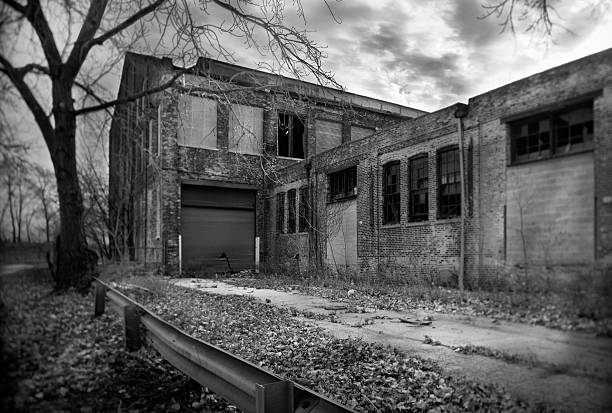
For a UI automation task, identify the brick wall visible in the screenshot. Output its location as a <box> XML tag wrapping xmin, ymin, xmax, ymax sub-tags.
<box><xmin>267</xmin><ymin>48</ymin><xmax>612</xmax><ymax>286</ymax></box>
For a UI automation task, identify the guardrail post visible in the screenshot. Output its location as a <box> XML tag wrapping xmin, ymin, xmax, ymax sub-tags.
<box><xmin>124</xmin><ymin>305</ymin><xmax>140</xmax><ymax>351</ymax></box>
<box><xmin>94</xmin><ymin>282</ymin><xmax>106</xmax><ymax>317</ymax></box>
<box><xmin>256</xmin><ymin>380</ymin><xmax>293</xmax><ymax>413</ymax></box>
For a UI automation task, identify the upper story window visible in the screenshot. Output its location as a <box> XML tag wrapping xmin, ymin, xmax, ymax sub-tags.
<box><xmin>438</xmin><ymin>147</ymin><xmax>461</xmax><ymax>219</ymax></box>
<box><xmin>278</xmin><ymin>113</ymin><xmax>305</xmax><ymax>159</ymax></box>
<box><xmin>383</xmin><ymin>161</ymin><xmax>400</xmax><ymax>225</ymax></box>
<box><xmin>409</xmin><ymin>155</ymin><xmax>428</xmax><ymax>221</ymax></box>
<box><xmin>276</xmin><ymin>192</ymin><xmax>285</xmax><ymax>233</ymax></box>
<box><xmin>287</xmin><ymin>189</ymin><xmax>297</xmax><ymax>234</ymax></box>
<box><xmin>229</xmin><ymin>104</ymin><xmax>264</xmax><ymax>155</ymax></box>
<box><xmin>328</xmin><ymin>167</ymin><xmax>357</xmax><ymax>203</ymax></box>
<box><xmin>299</xmin><ymin>186</ymin><xmax>310</xmax><ymax>233</ymax></box>
<box><xmin>509</xmin><ymin>101</ymin><xmax>593</xmax><ymax>164</ymax></box>
<box><xmin>177</xmin><ymin>95</ymin><xmax>217</xmax><ymax>149</ymax></box>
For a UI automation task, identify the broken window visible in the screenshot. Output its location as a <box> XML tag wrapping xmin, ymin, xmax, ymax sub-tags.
<box><xmin>383</xmin><ymin>161</ymin><xmax>400</xmax><ymax>225</ymax></box>
<box><xmin>177</xmin><ymin>95</ymin><xmax>217</xmax><ymax>149</ymax></box>
<box><xmin>229</xmin><ymin>104</ymin><xmax>264</xmax><ymax>154</ymax></box>
<box><xmin>328</xmin><ymin>167</ymin><xmax>357</xmax><ymax>203</ymax></box>
<box><xmin>299</xmin><ymin>186</ymin><xmax>310</xmax><ymax>233</ymax></box>
<box><xmin>409</xmin><ymin>154</ymin><xmax>428</xmax><ymax>221</ymax></box>
<box><xmin>276</xmin><ymin>192</ymin><xmax>285</xmax><ymax>233</ymax></box>
<box><xmin>287</xmin><ymin>189</ymin><xmax>297</xmax><ymax>233</ymax></box>
<box><xmin>438</xmin><ymin>147</ymin><xmax>461</xmax><ymax>218</ymax></box>
<box><xmin>277</xmin><ymin>113</ymin><xmax>305</xmax><ymax>158</ymax></box>
<box><xmin>509</xmin><ymin>101</ymin><xmax>593</xmax><ymax>163</ymax></box>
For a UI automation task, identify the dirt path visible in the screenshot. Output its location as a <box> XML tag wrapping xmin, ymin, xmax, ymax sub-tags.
<box><xmin>175</xmin><ymin>278</ymin><xmax>612</xmax><ymax>413</ymax></box>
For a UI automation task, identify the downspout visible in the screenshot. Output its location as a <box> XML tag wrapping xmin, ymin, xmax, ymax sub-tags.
<box><xmin>454</xmin><ymin>103</ymin><xmax>469</xmax><ymax>291</ymax></box>
<box><xmin>305</xmin><ymin>160</ymin><xmax>312</xmax><ymax>275</ymax></box>
<box><xmin>376</xmin><ymin>152</ymin><xmax>381</xmax><ymax>275</ymax></box>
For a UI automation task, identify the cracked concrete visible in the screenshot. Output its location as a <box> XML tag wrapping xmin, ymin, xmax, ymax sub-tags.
<box><xmin>175</xmin><ymin>278</ymin><xmax>612</xmax><ymax>413</ymax></box>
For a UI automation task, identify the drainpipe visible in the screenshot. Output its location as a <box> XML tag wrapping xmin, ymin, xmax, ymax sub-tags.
<box><xmin>376</xmin><ymin>152</ymin><xmax>382</xmax><ymax>275</ymax></box>
<box><xmin>454</xmin><ymin>103</ymin><xmax>469</xmax><ymax>291</ymax></box>
<box><xmin>305</xmin><ymin>161</ymin><xmax>312</xmax><ymax>275</ymax></box>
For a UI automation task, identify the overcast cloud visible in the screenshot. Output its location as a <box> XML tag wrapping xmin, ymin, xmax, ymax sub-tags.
<box><xmin>6</xmin><ymin>0</ymin><xmax>612</xmax><ymax>168</ymax></box>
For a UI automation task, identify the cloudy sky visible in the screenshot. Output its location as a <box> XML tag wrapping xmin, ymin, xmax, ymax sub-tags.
<box><xmin>299</xmin><ymin>0</ymin><xmax>612</xmax><ymax>112</ymax></box>
<box><xmin>6</xmin><ymin>0</ymin><xmax>612</xmax><ymax>167</ymax></box>
<box><xmin>219</xmin><ymin>0</ymin><xmax>612</xmax><ymax>113</ymax></box>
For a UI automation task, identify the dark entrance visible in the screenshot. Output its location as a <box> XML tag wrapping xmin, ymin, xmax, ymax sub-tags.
<box><xmin>181</xmin><ymin>185</ymin><xmax>255</xmax><ymax>274</ymax></box>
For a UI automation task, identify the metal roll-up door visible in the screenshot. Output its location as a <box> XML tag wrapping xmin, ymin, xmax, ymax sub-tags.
<box><xmin>181</xmin><ymin>185</ymin><xmax>255</xmax><ymax>274</ymax></box>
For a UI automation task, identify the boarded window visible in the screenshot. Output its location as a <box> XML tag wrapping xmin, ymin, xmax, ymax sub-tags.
<box><xmin>278</xmin><ymin>113</ymin><xmax>305</xmax><ymax>158</ymax></box>
<box><xmin>315</xmin><ymin>119</ymin><xmax>342</xmax><ymax>154</ymax></box>
<box><xmin>299</xmin><ymin>186</ymin><xmax>310</xmax><ymax>232</ymax></box>
<box><xmin>383</xmin><ymin>161</ymin><xmax>400</xmax><ymax>224</ymax></box>
<box><xmin>409</xmin><ymin>154</ymin><xmax>428</xmax><ymax>221</ymax></box>
<box><xmin>276</xmin><ymin>192</ymin><xmax>285</xmax><ymax>233</ymax></box>
<box><xmin>351</xmin><ymin>125</ymin><xmax>375</xmax><ymax>141</ymax></box>
<box><xmin>178</xmin><ymin>95</ymin><xmax>217</xmax><ymax>149</ymax></box>
<box><xmin>287</xmin><ymin>189</ymin><xmax>297</xmax><ymax>233</ymax></box>
<box><xmin>438</xmin><ymin>147</ymin><xmax>461</xmax><ymax>218</ymax></box>
<box><xmin>229</xmin><ymin>104</ymin><xmax>263</xmax><ymax>154</ymax></box>
<box><xmin>328</xmin><ymin>167</ymin><xmax>357</xmax><ymax>202</ymax></box>
<box><xmin>509</xmin><ymin>101</ymin><xmax>593</xmax><ymax>163</ymax></box>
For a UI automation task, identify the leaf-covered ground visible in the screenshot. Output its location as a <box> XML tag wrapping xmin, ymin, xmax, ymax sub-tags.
<box><xmin>223</xmin><ymin>275</ymin><xmax>612</xmax><ymax>336</ymax></box>
<box><xmin>121</xmin><ymin>280</ymin><xmax>552</xmax><ymax>412</ymax></box>
<box><xmin>0</xmin><ymin>270</ymin><xmax>236</xmax><ymax>413</ymax></box>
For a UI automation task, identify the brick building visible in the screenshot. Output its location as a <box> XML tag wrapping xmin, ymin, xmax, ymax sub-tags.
<box><xmin>109</xmin><ymin>49</ymin><xmax>612</xmax><ymax>286</ymax></box>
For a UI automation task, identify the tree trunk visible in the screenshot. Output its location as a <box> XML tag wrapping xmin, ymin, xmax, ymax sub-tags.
<box><xmin>48</xmin><ymin>81</ymin><xmax>97</xmax><ymax>292</ymax></box>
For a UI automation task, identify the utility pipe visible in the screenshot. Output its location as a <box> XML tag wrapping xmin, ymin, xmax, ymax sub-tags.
<box><xmin>454</xmin><ymin>103</ymin><xmax>469</xmax><ymax>291</ymax></box>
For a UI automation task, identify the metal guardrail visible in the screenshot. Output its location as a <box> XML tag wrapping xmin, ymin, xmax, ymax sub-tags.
<box><xmin>93</xmin><ymin>280</ymin><xmax>355</xmax><ymax>413</ymax></box>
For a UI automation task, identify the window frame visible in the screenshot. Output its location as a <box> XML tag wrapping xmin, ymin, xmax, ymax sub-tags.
<box><xmin>509</xmin><ymin>101</ymin><xmax>594</xmax><ymax>165</ymax></box>
<box><xmin>298</xmin><ymin>186</ymin><xmax>310</xmax><ymax>233</ymax></box>
<box><xmin>327</xmin><ymin>166</ymin><xmax>357</xmax><ymax>203</ymax></box>
<box><xmin>287</xmin><ymin>189</ymin><xmax>297</xmax><ymax>234</ymax></box>
<box><xmin>277</xmin><ymin>112</ymin><xmax>305</xmax><ymax>159</ymax></box>
<box><xmin>382</xmin><ymin>161</ymin><xmax>401</xmax><ymax>225</ymax></box>
<box><xmin>409</xmin><ymin>154</ymin><xmax>429</xmax><ymax>222</ymax></box>
<box><xmin>438</xmin><ymin>146</ymin><xmax>461</xmax><ymax>219</ymax></box>
<box><xmin>276</xmin><ymin>192</ymin><xmax>285</xmax><ymax>234</ymax></box>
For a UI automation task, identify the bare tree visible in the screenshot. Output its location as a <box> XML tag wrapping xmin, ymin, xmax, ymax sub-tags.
<box><xmin>481</xmin><ymin>0</ymin><xmax>609</xmax><ymax>37</ymax></box>
<box><xmin>0</xmin><ymin>0</ymin><xmax>337</xmax><ymax>291</ymax></box>
<box><xmin>27</xmin><ymin>165</ymin><xmax>57</xmax><ymax>243</ymax></box>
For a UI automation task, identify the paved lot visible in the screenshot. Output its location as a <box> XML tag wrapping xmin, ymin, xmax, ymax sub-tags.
<box><xmin>176</xmin><ymin>278</ymin><xmax>612</xmax><ymax>413</ymax></box>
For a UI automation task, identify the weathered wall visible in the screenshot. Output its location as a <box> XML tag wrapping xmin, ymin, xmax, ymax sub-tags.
<box><xmin>268</xmin><ymin>48</ymin><xmax>612</xmax><ymax>286</ymax></box>
<box><xmin>506</xmin><ymin>152</ymin><xmax>595</xmax><ymax>265</ymax></box>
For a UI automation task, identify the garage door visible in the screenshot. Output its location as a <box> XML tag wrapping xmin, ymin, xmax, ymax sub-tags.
<box><xmin>181</xmin><ymin>185</ymin><xmax>255</xmax><ymax>274</ymax></box>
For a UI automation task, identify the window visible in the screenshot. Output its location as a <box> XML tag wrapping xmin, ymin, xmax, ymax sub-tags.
<box><xmin>278</xmin><ymin>113</ymin><xmax>305</xmax><ymax>158</ymax></box>
<box><xmin>328</xmin><ymin>167</ymin><xmax>357</xmax><ymax>202</ymax></box>
<box><xmin>229</xmin><ymin>104</ymin><xmax>264</xmax><ymax>154</ymax></box>
<box><xmin>178</xmin><ymin>95</ymin><xmax>217</xmax><ymax>149</ymax></box>
<box><xmin>510</xmin><ymin>101</ymin><xmax>593</xmax><ymax>163</ymax></box>
<box><xmin>383</xmin><ymin>161</ymin><xmax>400</xmax><ymax>224</ymax></box>
<box><xmin>299</xmin><ymin>186</ymin><xmax>310</xmax><ymax>232</ymax></box>
<box><xmin>438</xmin><ymin>147</ymin><xmax>461</xmax><ymax>218</ymax></box>
<box><xmin>287</xmin><ymin>189</ymin><xmax>296</xmax><ymax>233</ymax></box>
<box><xmin>409</xmin><ymin>155</ymin><xmax>428</xmax><ymax>221</ymax></box>
<box><xmin>276</xmin><ymin>192</ymin><xmax>285</xmax><ymax>233</ymax></box>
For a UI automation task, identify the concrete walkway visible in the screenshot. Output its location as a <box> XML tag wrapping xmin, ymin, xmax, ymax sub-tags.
<box><xmin>175</xmin><ymin>278</ymin><xmax>612</xmax><ymax>413</ymax></box>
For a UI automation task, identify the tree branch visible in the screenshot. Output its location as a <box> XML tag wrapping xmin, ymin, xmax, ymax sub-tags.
<box><xmin>0</xmin><ymin>54</ymin><xmax>56</xmax><ymax>151</ymax></box>
<box><xmin>73</xmin><ymin>70</ymin><xmax>184</xmax><ymax>116</ymax></box>
<box><xmin>22</xmin><ymin>0</ymin><xmax>63</xmax><ymax>71</ymax></box>
<box><xmin>86</xmin><ymin>0</ymin><xmax>166</xmax><ymax>50</ymax></box>
<box><xmin>64</xmin><ymin>0</ymin><xmax>110</xmax><ymax>79</ymax></box>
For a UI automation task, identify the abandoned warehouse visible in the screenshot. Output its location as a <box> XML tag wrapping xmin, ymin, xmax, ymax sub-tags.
<box><xmin>108</xmin><ymin>48</ymin><xmax>612</xmax><ymax>287</ymax></box>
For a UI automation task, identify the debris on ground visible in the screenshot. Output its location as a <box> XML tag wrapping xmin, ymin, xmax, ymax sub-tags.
<box><xmin>118</xmin><ymin>280</ymin><xmax>550</xmax><ymax>412</ymax></box>
<box><xmin>0</xmin><ymin>270</ymin><xmax>237</xmax><ymax>413</ymax></box>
